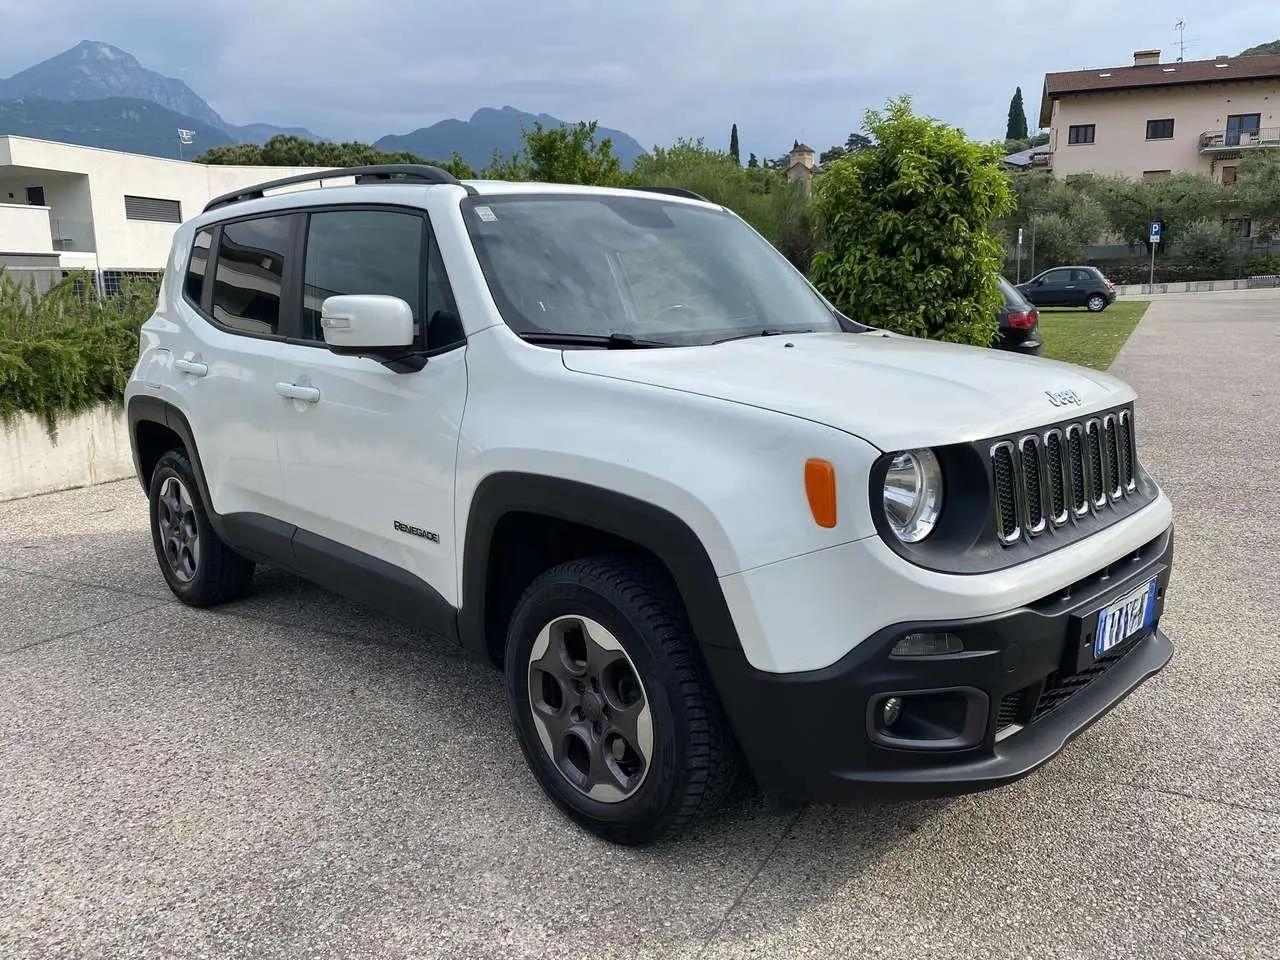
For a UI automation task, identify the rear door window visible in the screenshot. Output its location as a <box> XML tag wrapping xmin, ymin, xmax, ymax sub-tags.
<box><xmin>210</xmin><ymin>215</ymin><xmax>298</xmax><ymax>336</ymax></box>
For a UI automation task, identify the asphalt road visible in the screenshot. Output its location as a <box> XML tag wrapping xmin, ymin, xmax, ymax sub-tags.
<box><xmin>3</xmin><ymin>291</ymin><xmax>1278</xmax><ymax>959</ymax></box>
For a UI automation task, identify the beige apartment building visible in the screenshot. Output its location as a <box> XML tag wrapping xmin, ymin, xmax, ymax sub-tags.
<box><xmin>1041</xmin><ymin>50</ymin><xmax>1280</xmax><ymax>184</ymax></box>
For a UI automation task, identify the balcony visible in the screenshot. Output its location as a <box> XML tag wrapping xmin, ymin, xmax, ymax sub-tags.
<box><xmin>50</xmin><ymin>217</ymin><xmax>95</xmax><ymax>253</ymax></box>
<box><xmin>1199</xmin><ymin>128</ymin><xmax>1280</xmax><ymax>153</ymax></box>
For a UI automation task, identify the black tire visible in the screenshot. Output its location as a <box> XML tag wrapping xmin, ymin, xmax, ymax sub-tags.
<box><xmin>148</xmin><ymin>449</ymin><xmax>255</xmax><ymax>606</ymax></box>
<box><xmin>504</xmin><ymin>555</ymin><xmax>739</xmax><ymax>845</ymax></box>
<box><xmin>1087</xmin><ymin>293</ymin><xmax>1109</xmax><ymax>313</ymax></box>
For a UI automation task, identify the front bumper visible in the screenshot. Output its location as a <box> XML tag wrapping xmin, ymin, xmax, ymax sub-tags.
<box><xmin>705</xmin><ymin>525</ymin><xmax>1174</xmax><ymax>802</ymax></box>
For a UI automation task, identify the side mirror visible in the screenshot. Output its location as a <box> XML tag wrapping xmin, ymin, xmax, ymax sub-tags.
<box><xmin>320</xmin><ymin>295</ymin><xmax>424</xmax><ymax>372</ymax></box>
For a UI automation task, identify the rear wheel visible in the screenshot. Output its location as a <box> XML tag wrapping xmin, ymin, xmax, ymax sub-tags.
<box><xmin>1087</xmin><ymin>293</ymin><xmax>1109</xmax><ymax>312</ymax></box>
<box><xmin>504</xmin><ymin>555</ymin><xmax>739</xmax><ymax>845</ymax></box>
<box><xmin>148</xmin><ymin>449</ymin><xmax>255</xmax><ymax>606</ymax></box>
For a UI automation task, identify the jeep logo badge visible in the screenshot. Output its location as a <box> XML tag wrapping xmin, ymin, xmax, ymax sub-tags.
<box><xmin>1045</xmin><ymin>388</ymin><xmax>1083</xmax><ymax>407</ymax></box>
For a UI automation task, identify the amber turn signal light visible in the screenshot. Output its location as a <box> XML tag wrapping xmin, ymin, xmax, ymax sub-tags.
<box><xmin>804</xmin><ymin>459</ymin><xmax>837</xmax><ymax>528</ymax></box>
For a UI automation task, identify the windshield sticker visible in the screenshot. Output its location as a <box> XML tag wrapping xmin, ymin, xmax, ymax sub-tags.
<box><xmin>475</xmin><ymin>205</ymin><xmax>497</xmax><ymax>222</ymax></box>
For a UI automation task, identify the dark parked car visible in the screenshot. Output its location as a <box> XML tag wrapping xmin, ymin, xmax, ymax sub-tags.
<box><xmin>1017</xmin><ymin>265</ymin><xmax>1117</xmax><ymax>312</ymax></box>
<box><xmin>994</xmin><ymin>275</ymin><xmax>1043</xmax><ymax>355</ymax></box>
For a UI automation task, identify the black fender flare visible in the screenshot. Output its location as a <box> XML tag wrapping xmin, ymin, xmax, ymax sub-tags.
<box><xmin>126</xmin><ymin>395</ymin><xmax>230</xmax><ymax>543</ymax></box>
<box><xmin>457</xmin><ymin>472</ymin><xmax>745</xmax><ymax>664</ymax></box>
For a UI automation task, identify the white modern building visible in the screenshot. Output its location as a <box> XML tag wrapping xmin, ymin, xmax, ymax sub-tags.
<box><xmin>0</xmin><ymin>136</ymin><xmax>325</xmax><ymax>289</ymax></box>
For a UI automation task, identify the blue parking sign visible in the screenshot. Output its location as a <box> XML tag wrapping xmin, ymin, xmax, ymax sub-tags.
<box><xmin>1150</xmin><ymin>221</ymin><xmax>1162</xmax><ymax>243</ymax></box>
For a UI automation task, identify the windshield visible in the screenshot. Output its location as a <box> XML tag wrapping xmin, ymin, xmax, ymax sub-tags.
<box><xmin>462</xmin><ymin>195</ymin><xmax>843</xmax><ymax>346</ymax></box>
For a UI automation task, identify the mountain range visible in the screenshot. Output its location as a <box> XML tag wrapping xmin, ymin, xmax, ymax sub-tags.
<box><xmin>0</xmin><ymin>41</ymin><xmax>648</xmax><ymax>168</ymax></box>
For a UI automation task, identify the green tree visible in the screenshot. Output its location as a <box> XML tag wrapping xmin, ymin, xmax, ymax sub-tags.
<box><xmin>1027</xmin><ymin>195</ymin><xmax>1106</xmax><ymax>267</ymax></box>
<box><xmin>1237</xmin><ymin>150</ymin><xmax>1280</xmax><ymax>233</ymax></box>
<box><xmin>195</xmin><ymin>134</ymin><xmax>475</xmax><ymax>178</ymax></box>
<box><xmin>1240</xmin><ymin>40</ymin><xmax>1280</xmax><ymax>56</ymax></box>
<box><xmin>820</xmin><ymin>132</ymin><xmax>874</xmax><ymax>165</ymax></box>
<box><xmin>1181</xmin><ymin>218</ymin><xmax>1240</xmax><ymax>275</ymax></box>
<box><xmin>629</xmin><ymin>138</ymin><xmax>817</xmax><ymax>270</ymax></box>
<box><xmin>747</xmin><ymin>153</ymin><xmax>759</xmax><ymax>169</ymax></box>
<box><xmin>1006</xmin><ymin>87</ymin><xmax>1028</xmax><ymax>141</ymax></box>
<box><xmin>481</xmin><ymin>120</ymin><xmax>624</xmax><ymax>185</ymax></box>
<box><xmin>1025</xmin><ymin>212</ymin><xmax>1076</xmax><ymax>269</ymax></box>
<box><xmin>809</xmin><ymin>95</ymin><xmax>1014</xmax><ymax>345</ymax></box>
<box><xmin>729</xmin><ymin>123</ymin><xmax>740</xmax><ymax>165</ymax></box>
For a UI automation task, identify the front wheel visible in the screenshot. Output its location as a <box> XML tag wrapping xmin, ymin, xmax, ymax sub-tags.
<box><xmin>504</xmin><ymin>556</ymin><xmax>739</xmax><ymax>845</ymax></box>
<box><xmin>1087</xmin><ymin>293</ymin><xmax>1109</xmax><ymax>312</ymax></box>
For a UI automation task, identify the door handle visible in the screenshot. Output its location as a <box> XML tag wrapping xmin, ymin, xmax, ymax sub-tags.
<box><xmin>175</xmin><ymin>358</ymin><xmax>208</xmax><ymax>376</ymax></box>
<box><xmin>275</xmin><ymin>382</ymin><xmax>321</xmax><ymax>403</ymax></box>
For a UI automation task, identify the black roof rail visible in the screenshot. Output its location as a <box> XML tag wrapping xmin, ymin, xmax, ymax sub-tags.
<box><xmin>202</xmin><ymin>163</ymin><xmax>477</xmax><ymax>213</ymax></box>
<box><xmin>621</xmin><ymin>185</ymin><xmax>711</xmax><ymax>202</ymax></box>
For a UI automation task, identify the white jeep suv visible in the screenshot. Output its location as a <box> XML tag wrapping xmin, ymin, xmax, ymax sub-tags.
<box><xmin>125</xmin><ymin>164</ymin><xmax>1176</xmax><ymax>845</ymax></box>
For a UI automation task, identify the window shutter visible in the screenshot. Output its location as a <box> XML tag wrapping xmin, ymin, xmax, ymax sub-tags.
<box><xmin>124</xmin><ymin>195</ymin><xmax>182</xmax><ymax>223</ymax></box>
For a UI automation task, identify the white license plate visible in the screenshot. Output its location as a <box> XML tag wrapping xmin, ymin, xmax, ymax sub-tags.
<box><xmin>1095</xmin><ymin>578</ymin><xmax>1158</xmax><ymax>658</ymax></box>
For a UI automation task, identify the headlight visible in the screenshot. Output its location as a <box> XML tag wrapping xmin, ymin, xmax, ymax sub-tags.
<box><xmin>882</xmin><ymin>449</ymin><xmax>943</xmax><ymax>543</ymax></box>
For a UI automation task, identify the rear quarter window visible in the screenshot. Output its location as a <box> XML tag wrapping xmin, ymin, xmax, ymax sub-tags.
<box><xmin>184</xmin><ymin>228</ymin><xmax>213</xmax><ymax>307</ymax></box>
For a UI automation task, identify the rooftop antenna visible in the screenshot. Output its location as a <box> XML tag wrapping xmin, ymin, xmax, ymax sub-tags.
<box><xmin>1175</xmin><ymin>19</ymin><xmax>1187</xmax><ymax>62</ymax></box>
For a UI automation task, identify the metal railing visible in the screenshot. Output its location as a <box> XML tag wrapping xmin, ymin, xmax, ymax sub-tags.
<box><xmin>1199</xmin><ymin>128</ymin><xmax>1280</xmax><ymax>151</ymax></box>
<box><xmin>0</xmin><ymin>265</ymin><xmax>161</xmax><ymax>300</ymax></box>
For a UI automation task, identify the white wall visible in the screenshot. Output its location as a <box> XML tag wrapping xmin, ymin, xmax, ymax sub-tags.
<box><xmin>1051</xmin><ymin>80</ymin><xmax>1280</xmax><ymax>180</ymax></box>
<box><xmin>1</xmin><ymin>137</ymin><xmax>328</xmax><ymax>270</ymax></box>
<box><xmin>0</xmin><ymin>405</ymin><xmax>134</xmax><ymax>502</ymax></box>
<box><xmin>0</xmin><ymin>203</ymin><xmax>54</xmax><ymax>253</ymax></box>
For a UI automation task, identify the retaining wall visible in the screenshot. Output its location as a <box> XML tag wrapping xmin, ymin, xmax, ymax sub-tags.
<box><xmin>1</xmin><ymin>405</ymin><xmax>134</xmax><ymax>502</ymax></box>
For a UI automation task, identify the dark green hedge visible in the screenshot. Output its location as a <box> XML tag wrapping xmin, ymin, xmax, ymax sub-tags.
<box><xmin>0</xmin><ymin>272</ymin><xmax>150</xmax><ymax>433</ymax></box>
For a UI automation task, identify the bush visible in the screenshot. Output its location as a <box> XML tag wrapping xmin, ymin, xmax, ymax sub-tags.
<box><xmin>809</xmin><ymin>96</ymin><xmax>1014</xmax><ymax>345</ymax></box>
<box><xmin>1180</xmin><ymin>218</ymin><xmax>1239</xmax><ymax>276</ymax></box>
<box><xmin>0</xmin><ymin>271</ymin><xmax>151</xmax><ymax>431</ymax></box>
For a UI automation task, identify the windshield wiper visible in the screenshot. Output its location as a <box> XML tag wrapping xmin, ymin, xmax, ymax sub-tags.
<box><xmin>519</xmin><ymin>332</ymin><xmax>673</xmax><ymax>349</ymax></box>
<box><xmin>712</xmin><ymin>327</ymin><xmax>815</xmax><ymax>345</ymax></box>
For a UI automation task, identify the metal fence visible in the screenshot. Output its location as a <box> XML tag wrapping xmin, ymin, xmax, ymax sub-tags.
<box><xmin>0</xmin><ymin>266</ymin><xmax>162</xmax><ymax>296</ymax></box>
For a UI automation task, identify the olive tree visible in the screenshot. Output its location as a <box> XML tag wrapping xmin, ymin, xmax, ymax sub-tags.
<box><xmin>1237</xmin><ymin>150</ymin><xmax>1280</xmax><ymax>235</ymax></box>
<box><xmin>809</xmin><ymin>96</ymin><xmax>1014</xmax><ymax>345</ymax></box>
<box><xmin>196</xmin><ymin>134</ymin><xmax>475</xmax><ymax>178</ymax></box>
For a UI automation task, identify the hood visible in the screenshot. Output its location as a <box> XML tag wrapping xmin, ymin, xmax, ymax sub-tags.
<box><xmin>561</xmin><ymin>331</ymin><xmax>1134</xmax><ymax>451</ymax></box>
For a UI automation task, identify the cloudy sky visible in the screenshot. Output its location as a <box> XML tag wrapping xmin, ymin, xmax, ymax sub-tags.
<box><xmin>0</xmin><ymin>0</ymin><xmax>1274</xmax><ymax>158</ymax></box>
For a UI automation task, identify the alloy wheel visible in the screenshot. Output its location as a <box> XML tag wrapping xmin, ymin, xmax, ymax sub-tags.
<box><xmin>526</xmin><ymin>615</ymin><xmax>654</xmax><ymax>803</ymax></box>
<box><xmin>157</xmin><ymin>475</ymin><xmax>200</xmax><ymax>583</ymax></box>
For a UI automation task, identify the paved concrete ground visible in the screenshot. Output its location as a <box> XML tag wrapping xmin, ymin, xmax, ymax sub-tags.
<box><xmin>2</xmin><ymin>292</ymin><xmax>1278</xmax><ymax>959</ymax></box>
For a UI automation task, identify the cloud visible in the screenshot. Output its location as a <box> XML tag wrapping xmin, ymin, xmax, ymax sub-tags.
<box><xmin>0</xmin><ymin>0</ymin><xmax>1273</xmax><ymax>157</ymax></box>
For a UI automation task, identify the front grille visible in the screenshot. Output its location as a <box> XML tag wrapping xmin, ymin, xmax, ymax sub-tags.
<box><xmin>993</xmin><ymin>444</ymin><xmax>1019</xmax><ymax>542</ymax></box>
<box><xmin>1086</xmin><ymin>420</ymin><xmax>1105</xmax><ymax>507</ymax></box>
<box><xmin>1067</xmin><ymin>426</ymin><xmax>1087</xmax><ymax>513</ymax></box>
<box><xmin>1044</xmin><ymin>431</ymin><xmax>1067</xmax><ymax>523</ymax></box>
<box><xmin>1020</xmin><ymin>439</ymin><xmax>1044</xmax><ymax>532</ymax></box>
<box><xmin>990</xmin><ymin>405</ymin><xmax>1139</xmax><ymax>546</ymax></box>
